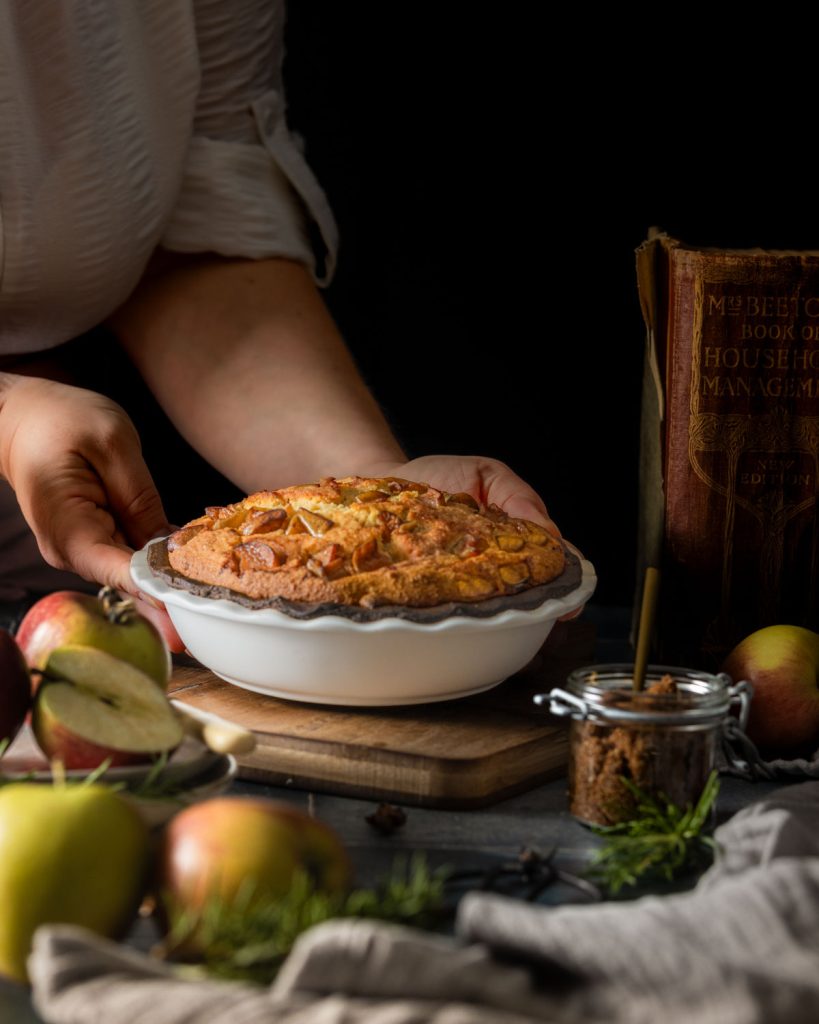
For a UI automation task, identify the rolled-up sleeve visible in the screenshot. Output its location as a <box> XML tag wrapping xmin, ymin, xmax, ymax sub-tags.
<box><xmin>160</xmin><ymin>0</ymin><xmax>337</xmax><ymax>284</ymax></box>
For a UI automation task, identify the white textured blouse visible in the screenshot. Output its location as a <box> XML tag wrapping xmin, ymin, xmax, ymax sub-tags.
<box><xmin>0</xmin><ymin>0</ymin><xmax>338</xmax><ymax>354</ymax></box>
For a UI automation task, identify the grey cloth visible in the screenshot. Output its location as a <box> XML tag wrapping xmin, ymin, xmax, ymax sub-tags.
<box><xmin>29</xmin><ymin>925</ymin><xmax>544</xmax><ymax>1024</ymax></box>
<box><xmin>30</xmin><ymin>782</ymin><xmax>819</xmax><ymax>1024</ymax></box>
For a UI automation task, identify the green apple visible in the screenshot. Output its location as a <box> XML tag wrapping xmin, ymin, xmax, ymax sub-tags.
<box><xmin>0</xmin><ymin>630</ymin><xmax>31</xmax><ymax>750</ymax></box>
<box><xmin>16</xmin><ymin>587</ymin><xmax>170</xmax><ymax>690</ymax></box>
<box><xmin>158</xmin><ymin>797</ymin><xmax>352</xmax><ymax>919</ymax></box>
<box><xmin>0</xmin><ymin>782</ymin><xmax>150</xmax><ymax>983</ymax></box>
<box><xmin>32</xmin><ymin>645</ymin><xmax>183</xmax><ymax>769</ymax></box>
<box><xmin>722</xmin><ymin>624</ymin><xmax>819</xmax><ymax>752</ymax></box>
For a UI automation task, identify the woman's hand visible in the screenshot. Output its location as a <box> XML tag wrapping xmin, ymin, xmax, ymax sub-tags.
<box><xmin>0</xmin><ymin>374</ymin><xmax>183</xmax><ymax>649</ymax></box>
<box><xmin>368</xmin><ymin>454</ymin><xmax>561</xmax><ymax>537</ymax></box>
<box><xmin>369</xmin><ymin>455</ymin><xmax>586</xmax><ymax>620</ymax></box>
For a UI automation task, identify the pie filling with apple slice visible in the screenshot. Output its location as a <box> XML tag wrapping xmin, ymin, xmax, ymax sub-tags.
<box><xmin>153</xmin><ymin>475</ymin><xmax>575</xmax><ymax>621</ymax></box>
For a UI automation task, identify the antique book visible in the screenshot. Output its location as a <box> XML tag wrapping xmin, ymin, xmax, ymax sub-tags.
<box><xmin>637</xmin><ymin>231</ymin><xmax>819</xmax><ymax>665</ymax></box>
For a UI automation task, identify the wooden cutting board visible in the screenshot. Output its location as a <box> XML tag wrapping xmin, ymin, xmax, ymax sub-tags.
<box><xmin>168</xmin><ymin>620</ymin><xmax>594</xmax><ymax>809</ymax></box>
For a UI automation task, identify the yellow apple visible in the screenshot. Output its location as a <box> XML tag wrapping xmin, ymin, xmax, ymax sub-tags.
<box><xmin>722</xmin><ymin>624</ymin><xmax>819</xmax><ymax>753</ymax></box>
<box><xmin>0</xmin><ymin>782</ymin><xmax>150</xmax><ymax>983</ymax></box>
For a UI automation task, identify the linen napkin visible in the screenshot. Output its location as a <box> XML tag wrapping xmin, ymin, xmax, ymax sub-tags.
<box><xmin>30</xmin><ymin>782</ymin><xmax>819</xmax><ymax>1024</ymax></box>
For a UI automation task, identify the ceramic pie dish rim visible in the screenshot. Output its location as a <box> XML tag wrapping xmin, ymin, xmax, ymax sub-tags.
<box><xmin>131</xmin><ymin>539</ymin><xmax>597</xmax><ymax>634</ymax></box>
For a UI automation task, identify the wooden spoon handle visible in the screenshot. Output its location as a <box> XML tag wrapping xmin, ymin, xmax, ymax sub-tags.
<box><xmin>172</xmin><ymin>700</ymin><xmax>256</xmax><ymax>756</ymax></box>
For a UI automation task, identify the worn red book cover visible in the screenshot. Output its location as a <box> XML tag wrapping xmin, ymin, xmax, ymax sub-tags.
<box><xmin>637</xmin><ymin>233</ymin><xmax>819</xmax><ymax>665</ymax></box>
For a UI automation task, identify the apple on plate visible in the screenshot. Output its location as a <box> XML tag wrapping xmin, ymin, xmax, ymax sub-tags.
<box><xmin>0</xmin><ymin>781</ymin><xmax>150</xmax><ymax>984</ymax></box>
<box><xmin>721</xmin><ymin>624</ymin><xmax>819</xmax><ymax>753</ymax></box>
<box><xmin>158</xmin><ymin>797</ymin><xmax>352</xmax><ymax>923</ymax></box>
<box><xmin>17</xmin><ymin>587</ymin><xmax>170</xmax><ymax>690</ymax></box>
<box><xmin>32</xmin><ymin>645</ymin><xmax>183</xmax><ymax>769</ymax></box>
<box><xmin>0</xmin><ymin>630</ymin><xmax>31</xmax><ymax>751</ymax></box>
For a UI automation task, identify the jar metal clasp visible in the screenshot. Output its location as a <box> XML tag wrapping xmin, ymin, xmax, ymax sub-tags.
<box><xmin>534</xmin><ymin>688</ymin><xmax>590</xmax><ymax>719</ymax></box>
<box><xmin>720</xmin><ymin>677</ymin><xmax>757</xmax><ymax>775</ymax></box>
<box><xmin>724</xmin><ymin>676</ymin><xmax>753</xmax><ymax>731</ymax></box>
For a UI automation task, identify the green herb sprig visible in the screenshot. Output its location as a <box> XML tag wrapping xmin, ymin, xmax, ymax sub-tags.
<box><xmin>586</xmin><ymin>770</ymin><xmax>720</xmax><ymax>894</ymax></box>
<box><xmin>126</xmin><ymin>752</ymin><xmax>192</xmax><ymax>803</ymax></box>
<box><xmin>162</xmin><ymin>853</ymin><xmax>448</xmax><ymax>985</ymax></box>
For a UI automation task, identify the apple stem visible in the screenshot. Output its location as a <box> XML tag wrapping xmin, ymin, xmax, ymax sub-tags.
<box><xmin>98</xmin><ymin>586</ymin><xmax>136</xmax><ymax>625</ymax></box>
<box><xmin>51</xmin><ymin>759</ymin><xmax>66</xmax><ymax>788</ymax></box>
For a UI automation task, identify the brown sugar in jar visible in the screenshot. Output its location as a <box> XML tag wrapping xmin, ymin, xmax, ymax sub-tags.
<box><xmin>542</xmin><ymin>665</ymin><xmax>752</xmax><ymax>827</ymax></box>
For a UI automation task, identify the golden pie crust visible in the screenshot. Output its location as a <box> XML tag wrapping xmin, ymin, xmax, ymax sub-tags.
<box><xmin>158</xmin><ymin>476</ymin><xmax>568</xmax><ymax>616</ymax></box>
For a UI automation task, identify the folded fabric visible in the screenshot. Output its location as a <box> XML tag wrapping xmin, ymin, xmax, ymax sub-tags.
<box><xmin>30</xmin><ymin>782</ymin><xmax>819</xmax><ymax>1024</ymax></box>
<box><xmin>29</xmin><ymin>924</ymin><xmax>546</xmax><ymax>1024</ymax></box>
<box><xmin>458</xmin><ymin>780</ymin><xmax>819</xmax><ymax>1023</ymax></box>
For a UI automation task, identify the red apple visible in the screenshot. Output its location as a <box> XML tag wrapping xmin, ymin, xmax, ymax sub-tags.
<box><xmin>17</xmin><ymin>587</ymin><xmax>170</xmax><ymax>690</ymax></box>
<box><xmin>32</xmin><ymin>645</ymin><xmax>183</xmax><ymax>769</ymax></box>
<box><xmin>158</xmin><ymin>797</ymin><xmax>352</xmax><ymax>918</ymax></box>
<box><xmin>722</xmin><ymin>624</ymin><xmax>819</xmax><ymax>753</ymax></box>
<box><xmin>0</xmin><ymin>630</ymin><xmax>31</xmax><ymax>751</ymax></box>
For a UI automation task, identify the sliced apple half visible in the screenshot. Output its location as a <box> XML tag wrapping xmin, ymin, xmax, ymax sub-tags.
<box><xmin>32</xmin><ymin>645</ymin><xmax>183</xmax><ymax>769</ymax></box>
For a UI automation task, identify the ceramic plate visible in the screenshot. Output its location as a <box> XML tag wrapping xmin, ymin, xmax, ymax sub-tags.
<box><xmin>1</xmin><ymin>726</ymin><xmax>221</xmax><ymax>789</ymax></box>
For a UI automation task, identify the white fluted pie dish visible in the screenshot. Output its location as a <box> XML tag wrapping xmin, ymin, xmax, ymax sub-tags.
<box><xmin>131</xmin><ymin>542</ymin><xmax>596</xmax><ymax>707</ymax></box>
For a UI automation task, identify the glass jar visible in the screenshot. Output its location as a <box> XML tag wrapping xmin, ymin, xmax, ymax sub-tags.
<box><xmin>537</xmin><ymin>664</ymin><xmax>752</xmax><ymax>827</ymax></box>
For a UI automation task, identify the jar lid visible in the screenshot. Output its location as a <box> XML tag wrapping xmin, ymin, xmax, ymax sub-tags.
<box><xmin>537</xmin><ymin>663</ymin><xmax>737</xmax><ymax>726</ymax></box>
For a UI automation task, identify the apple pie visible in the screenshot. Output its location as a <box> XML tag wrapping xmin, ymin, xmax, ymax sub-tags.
<box><xmin>149</xmin><ymin>476</ymin><xmax>574</xmax><ymax>621</ymax></box>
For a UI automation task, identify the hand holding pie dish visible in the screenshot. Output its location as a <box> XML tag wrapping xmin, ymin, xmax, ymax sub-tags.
<box><xmin>132</xmin><ymin>476</ymin><xmax>596</xmax><ymax>705</ymax></box>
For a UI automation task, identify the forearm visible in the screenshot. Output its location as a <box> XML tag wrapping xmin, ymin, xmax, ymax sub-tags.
<box><xmin>108</xmin><ymin>256</ymin><xmax>406</xmax><ymax>492</ymax></box>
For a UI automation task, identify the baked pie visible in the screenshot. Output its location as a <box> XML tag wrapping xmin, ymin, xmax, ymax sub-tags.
<box><xmin>149</xmin><ymin>476</ymin><xmax>575</xmax><ymax>622</ymax></box>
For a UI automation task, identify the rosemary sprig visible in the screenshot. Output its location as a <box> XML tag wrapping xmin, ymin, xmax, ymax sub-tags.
<box><xmin>86</xmin><ymin>752</ymin><xmax>190</xmax><ymax>804</ymax></box>
<box><xmin>126</xmin><ymin>752</ymin><xmax>191</xmax><ymax>802</ymax></box>
<box><xmin>162</xmin><ymin>853</ymin><xmax>449</xmax><ymax>985</ymax></box>
<box><xmin>586</xmin><ymin>770</ymin><xmax>720</xmax><ymax>894</ymax></box>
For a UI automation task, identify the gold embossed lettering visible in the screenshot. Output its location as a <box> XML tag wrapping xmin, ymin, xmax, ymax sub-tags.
<box><xmin>704</xmin><ymin>346</ymin><xmax>721</xmax><ymax>367</ymax></box>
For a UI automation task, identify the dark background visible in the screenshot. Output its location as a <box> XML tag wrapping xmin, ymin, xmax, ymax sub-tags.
<box><xmin>277</xmin><ymin>11</ymin><xmax>815</xmax><ymax>608</ymax></box>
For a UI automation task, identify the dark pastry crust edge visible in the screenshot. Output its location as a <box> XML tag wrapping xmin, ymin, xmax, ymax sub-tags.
<box><xmin>147</xmin><ymin>539</ymin><xmax>583</xmax><ymax>623</ymax></box>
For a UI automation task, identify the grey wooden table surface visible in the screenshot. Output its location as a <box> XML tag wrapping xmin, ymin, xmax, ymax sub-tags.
<box><xmin>236</xmin><ymin>769</ymin><xmax>780</xmax><ymax>891</ymax></box>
